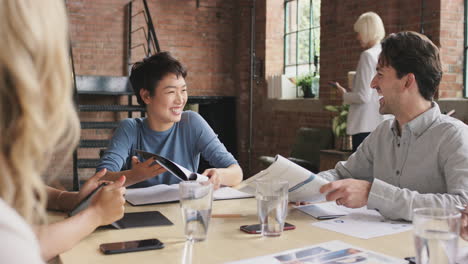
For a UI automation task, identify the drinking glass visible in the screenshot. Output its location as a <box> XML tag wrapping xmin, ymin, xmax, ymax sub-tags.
<box><xmin>255</xmin><ymin>180</ymin><xmax>289</xmax><ymax>237</ymax></box>
<box><xmin>179</xmin><ymin>181</ymin><xmax>213</xmax><ymax>242</ymax></box>
<box><xmin>413</xmin><ymin>207</ymin><xmax>461</xmax><ymax>264</ymax></box>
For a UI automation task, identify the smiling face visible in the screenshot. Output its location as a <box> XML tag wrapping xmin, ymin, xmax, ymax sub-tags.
<box><xmin>370</xmin><ymin>63</ymin><xmax>406</xmax><ymax>115</ymax></box>
<box><xmin>141</xmin><ymin>73</ymin><xmax>188</xmax><ymax>131</ymax></box>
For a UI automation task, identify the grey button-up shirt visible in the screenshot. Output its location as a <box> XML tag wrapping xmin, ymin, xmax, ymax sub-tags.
<box><xmin>318</xmin><ymin>102</ymin><xmax>468</xmax><ymax>220</ymax></box>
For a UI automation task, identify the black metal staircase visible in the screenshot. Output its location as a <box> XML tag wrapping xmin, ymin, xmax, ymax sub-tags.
<box><xmin>71</xmin><ymin>0</ymin><xmax>160</xmax><ymax>191</ymax></box>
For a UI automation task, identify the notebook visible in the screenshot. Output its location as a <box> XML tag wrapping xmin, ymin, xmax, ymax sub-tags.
<box><xmin>110</xmin><ymin>211</ymin><xmax>173</xmax><ymax>229</ymax></box>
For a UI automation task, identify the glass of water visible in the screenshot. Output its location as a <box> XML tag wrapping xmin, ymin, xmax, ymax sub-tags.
<box><xmin>179</xmin><ymin>181</ymin><xmax>213</xmax><ymax>242</ymax></box>
<box><xmin>413</xmin><ymin>207</ymin><xmax>461</xmax><ymax>264</ymax></box>
<box><xmin>255</xmin><ymin>179</ymin><xmax>289</xmax><ymax>237</ymax></box>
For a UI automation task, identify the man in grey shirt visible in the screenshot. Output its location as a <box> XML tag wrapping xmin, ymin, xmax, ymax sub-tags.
<box><xmin>315</xmin><ymin>31</ymin><xmax>468</xmax><ymax>221</ymax></box>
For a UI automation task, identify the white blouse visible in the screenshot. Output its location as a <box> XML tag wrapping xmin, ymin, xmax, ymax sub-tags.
<box><xmin>0</xmin><ymin>199</ymin><xmax>44</xmax><ymax>263</ymax></box>
<box><xmin>343</xmin><ymin>44</ymin><xmax>389</xmax><ymax>135</ymax></box>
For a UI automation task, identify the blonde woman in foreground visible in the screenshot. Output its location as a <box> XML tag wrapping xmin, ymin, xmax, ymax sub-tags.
<box><xmin>0</xmin><ymin>0</ymin><xmax>126</xmax><ymax>262</ymax></box>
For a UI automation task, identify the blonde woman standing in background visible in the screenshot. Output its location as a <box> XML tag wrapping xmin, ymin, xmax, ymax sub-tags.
<box><xmin>0</xmin><ymin>0</ymin><xmax>126</xmax><ymax>262</ymax></box>
<box><xmin>330</xmin><ymin>12</ymin><xmax>389</xmax><ymax>152</ymax></box>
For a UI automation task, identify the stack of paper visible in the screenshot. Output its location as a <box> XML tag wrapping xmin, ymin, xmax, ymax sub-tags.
<box><xmin>125</xmin><ymin>185</ymin><xmax>253</xmax><ymax>206</ymax></box>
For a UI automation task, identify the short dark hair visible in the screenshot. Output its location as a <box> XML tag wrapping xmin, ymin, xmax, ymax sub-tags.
<box><xmin>129</xmin><ymin>52</ymin><xmax>187</xmax><ymax>106</ymax></box>
<box><xmin>379</xmin><ymin>31</ymin><xmax>442</xmax><ymax>100</ymax></box>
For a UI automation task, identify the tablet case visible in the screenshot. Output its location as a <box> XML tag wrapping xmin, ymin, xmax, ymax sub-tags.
<box><xmin>111</xmin><ymin>211</ymin><xmax>174</xmax><ymax>229</ymax></box>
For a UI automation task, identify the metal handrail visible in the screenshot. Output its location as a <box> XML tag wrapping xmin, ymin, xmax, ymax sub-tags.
<box><xmin>127</xmin><ymin>0</ymin><xmax>160</xmax><ymax>65</ymax></box>
<box><xmin>141</xmin><ymin>0</ymin><xmax>160</xmax><ymax>54</ymax></box>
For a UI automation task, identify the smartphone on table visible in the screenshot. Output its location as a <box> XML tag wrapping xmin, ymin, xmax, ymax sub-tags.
<box><xmin>99</xmin><ymin>238</ymin><xmax>164</xmax><ymax>254</ymax></box>
<box><xmin>240</xmin><ymin>222</ymin><xmax>296</xmax><ymax>234</ymax></box>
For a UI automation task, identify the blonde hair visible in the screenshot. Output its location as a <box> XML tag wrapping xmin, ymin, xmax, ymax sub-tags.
<box><xmin>353</xmin><ymin>12</ymin><xmax>385</xmax><ymax>47</ymax></box>
<box><xmin>0</xmin><ymin>0</ymin><xmax>80</xmax><ymax>224</ymax></box>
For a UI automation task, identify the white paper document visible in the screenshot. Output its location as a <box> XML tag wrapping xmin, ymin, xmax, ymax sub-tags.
<box><xmin>312</xmin><ymin>209</ymin><xmax>412</xmax><ymax>239</ymax></box>
<box><xmin>296</xmin><ymin>201</ymin><xmax>370</xmax><ymax>220</ymax></box>
<box><xmin>125</xmin><ymin>185</ymin><xmax>253</xmax><ymax>205</ymax></box>
<box><xmin>233</xmin><ymin>155</ymin><xmax>328</xmax><ymax>202</ymax></box>
<box><xmin>225</xmin><ymin>240</ymin><xmax>407</xmax><ymax>264</ymax></box>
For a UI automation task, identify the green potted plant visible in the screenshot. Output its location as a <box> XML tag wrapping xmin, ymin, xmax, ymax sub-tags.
<box><xmin>324</xmin><ymin>104</ymin><xmax>352</xmax><ymax>151</ymax></box>
<box><xmin>296</xmin><ymin>74</ymin><xmax>316</xmax><ymax>98</ymax></box>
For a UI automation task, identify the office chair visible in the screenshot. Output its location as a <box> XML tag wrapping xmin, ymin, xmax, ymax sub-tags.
<box><xmin>258</xmin><ymin>127</ymin><xmax>334</xmax><ymax>173</ymax></box>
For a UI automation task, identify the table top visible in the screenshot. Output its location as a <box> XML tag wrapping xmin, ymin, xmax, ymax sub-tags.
<box><xmin>52</xmin><ymin>198</ymin><xmax>466</xmax><ymax>264</ymax></box>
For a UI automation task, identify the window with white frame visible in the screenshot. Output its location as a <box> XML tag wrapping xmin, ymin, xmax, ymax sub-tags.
<box><xmin>284</xmin><ymin>0</ymin><xmax>321</xmax><ymax>98</ymax></box>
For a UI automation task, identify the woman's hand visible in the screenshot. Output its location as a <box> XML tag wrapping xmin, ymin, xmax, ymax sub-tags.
<box><xmin>74</xmin><ymin>169</ymin><xmax>111</xmax><ymax>208</ymax></box>
<box><xmin>130</xmin><ymin>156</ymin><xmax>167</xmax><ymax>182</ymax></box>
<box><xmin>329</xmin><ymin>81</ymin><xmax>348</xmax><ymax>95</ymax></box>
<box><xmin>202</xmin><ymin>168</ymin><xmax>221</xmax><ymax>190</ymax></box>
<box><xmin>88</xmin><ymin>176</ymin><xmax>127</xmax><ymax>226</ymax></box>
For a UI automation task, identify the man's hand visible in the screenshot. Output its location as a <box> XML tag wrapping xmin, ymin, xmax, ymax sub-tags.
<box><xmin>202</xmin><ymin>168</ymin><xmax>221</xmax><ymax>190</ymax></box>
<box><xmin>89</xmin><ymin>176</ymin><xmax>126</xmax><ymax>226</ymax></box>
<box><xmin>319</xmin><ymin>179</ymin><xmax>371</xmax><ymax>208</ymax></box>
<box><xmin>461</xmin><ymin>205</ymin><xmax>468</xmax><ymax>241</ymax></box>
<box><xmin>130</xmin><ymin>156</ymin><xmax>166</xmax><ymax>182</ymax></box>
<box><xmin>74</xmin><ymin>169</ymin><xmax>110</xmax><ymax>208</ymax></box>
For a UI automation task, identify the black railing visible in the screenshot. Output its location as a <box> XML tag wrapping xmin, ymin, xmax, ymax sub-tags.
<box><xmin>127</xmin><ymin>0</ymin><xmax>161</xmax><ymax>73</ymax></box>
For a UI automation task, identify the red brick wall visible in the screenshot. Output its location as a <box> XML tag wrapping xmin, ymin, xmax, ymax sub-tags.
<box><xmin>68</xmin><ymin>0</ymin><xmax>128</xmax><ymax>76</ymax></box>
<box><xmin>440</xmin><ymin>0</ymin><xmax>465</xmax><ymax>98</ymax></box>
<box><xmin>68</xmin><ymin>0</ymin><xmax>237</xmax><ymax>95</ymax></box>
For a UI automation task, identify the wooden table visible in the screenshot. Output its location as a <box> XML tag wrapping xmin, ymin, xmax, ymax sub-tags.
<box><xmin>52</xmin><ymin>198</ymin><xmax>466</xmax><ymax>264</ymax></box>
<box><xmin>319</xmin><ymin>149</ymin><xmax>353</xmax><ymax>171</ymax></box>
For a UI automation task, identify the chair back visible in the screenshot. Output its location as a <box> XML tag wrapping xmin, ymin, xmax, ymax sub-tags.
<box><xmin>290</xmin><ymin>127</ymin><xmax>334</xmax><ymax>171</ymax></box>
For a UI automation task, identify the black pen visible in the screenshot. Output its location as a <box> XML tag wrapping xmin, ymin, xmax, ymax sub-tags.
<box><xmin>317</xmin><ymin>215</ymin><xmax>345</xmax><ymax>220</ymax></box>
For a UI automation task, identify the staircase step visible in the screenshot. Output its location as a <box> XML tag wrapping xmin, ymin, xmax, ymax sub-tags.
<box><xmin>78</xmin><ymin>105</ymin><xmax>146</xmax><ymax>112</ymax></box>
<box><xmin>79</xmin><ymin>140</ymin><xmax>110</xmax><ymax>148</ymax></box>
<box><xmin>81</xmin><ymin>122</ymin><xmax>119</xmax><ymax>129</ymax></box>
<box><xmin>76</xmin><ymin>75</ymin><xmax>133</xmax><ymax>95</ymax></box>
<box><xmin>76</xmin><ymin>159</ymin><xmax>101</xmax><ymax>168</ymax></box>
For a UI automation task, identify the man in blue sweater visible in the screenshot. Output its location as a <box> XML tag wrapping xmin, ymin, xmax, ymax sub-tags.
<box><xmin>97</xmin><ymin>52</ymin><xmax>243</xmax><ymax>188</ymax></box>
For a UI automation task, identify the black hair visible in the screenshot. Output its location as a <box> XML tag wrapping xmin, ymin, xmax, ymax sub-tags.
<box><xmin>379</xmin><ymin>31</ymin><xmax>442</xmax><ymax>100</ymax></box>
<box><xmin>129</xmin><ymin>51</ymin><xmax>187</xmax><ymax>106</ymax></box>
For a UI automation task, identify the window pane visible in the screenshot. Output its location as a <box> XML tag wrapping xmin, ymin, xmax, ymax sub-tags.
<box><xmin>285</xmin><ymin>1</ymin><xmax>297</xmax><ymax>33</ymax></box>
<box><xmin>313</xmin><ymin>27</ymin><xmax>320</xmax><ymax>60</ymax></box>
<box><xmin>298</xmin><ymin>0</ymin><xmax>311</xmax><ymax>30</ymax></box>
<box><xmin>285</xmin><ymin>66</ymin><xmax>296</xmax><ymax>78</ymax></box>
<box><xmin>297</xmin><ymin>64</ymin><xmax>311</xmax><ymax>76</ymax></box>
<box><xmin>285</xmin><ymin>33</ymin><xmax>297</xmax><ymax>65</ymax></box>
<box><xmin>312</xmin><ymin>0</ymin><xmax>321</xmax><ymax>28</ymax></box>
<box><xmin>298</xmin><ymin>30</ymin><xmax>310</xmax><ymax>64</ymax></box>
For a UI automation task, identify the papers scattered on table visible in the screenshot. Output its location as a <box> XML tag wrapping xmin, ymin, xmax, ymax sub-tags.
<box><xmin>312</xmin><ymin>209</ymin><xmax>412</xmax><ymax>239</ymax></box>
<box><xmin>225</xmin><ymin>240</ymin><xmax>407</xmax><ymax>264</ymax></box>
<box><xmin>295</xmin><ymin>201</ymin><xmax>369</xmax><ymax>220</ymax></box>
<box><xmin>125</xmin><ymin>185</ymin><xmax>253</xmax><ymax>205</ymax></box>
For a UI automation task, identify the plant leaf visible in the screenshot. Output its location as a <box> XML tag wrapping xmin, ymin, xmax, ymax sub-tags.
<box><xmin>325</xmin><ymin>105</ymin><xmax>339</xmax><ymax>112</ymax></box>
